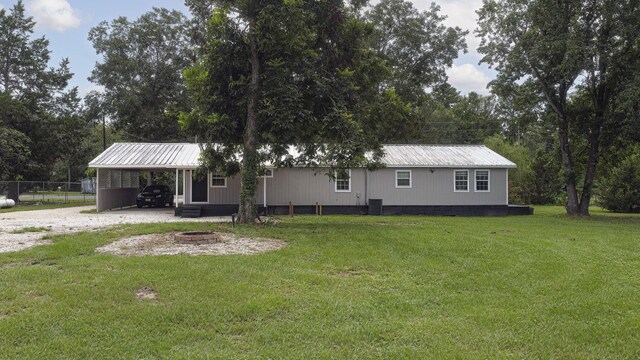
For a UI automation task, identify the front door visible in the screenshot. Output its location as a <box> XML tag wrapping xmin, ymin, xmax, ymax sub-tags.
<box><xmin>191</xmin><ymin>172</ymin><xmax>208</xmax><ymax>203</ymax></box>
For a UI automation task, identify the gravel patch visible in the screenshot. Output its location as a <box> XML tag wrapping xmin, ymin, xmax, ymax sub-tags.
<box><xmin>96</xmin><ymin>232</ymin><xmax>286</xmax><ymax>256</ymax></box>
<box><xmin>0</xmin><ymin>206</ymin><xmax>229</xmax><ymax>253</ymax></box>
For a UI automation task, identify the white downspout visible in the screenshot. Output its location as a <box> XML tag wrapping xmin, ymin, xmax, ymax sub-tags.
<box><xmin>263</xmin><ymin>175</ymin><xmax>267</xmax><ymax>211</ymax></box>
<box><xmin>506</xmin><ymin>169</ymin><xmax>509</xmax><ymax>205</ymax></box>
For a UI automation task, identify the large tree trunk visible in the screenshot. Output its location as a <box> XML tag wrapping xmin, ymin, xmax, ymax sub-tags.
<box><xmin>579</xmin><ymin>133</ymin><xmax>599</xmax><ymax>216</ymax></box>
<box><xmin>237</xmin><ymin>21</ymin><xmax>260</xmax><ymax>224</ymax></box>
<box><xmin>579</xmin><ymin>104</ymin><xmax>605</xmax><ymax>216</ymax></box>
<box><xmin>558</xmin><ymin>113</ymin><xmax>580</xmax><ymax>215</ymax></box>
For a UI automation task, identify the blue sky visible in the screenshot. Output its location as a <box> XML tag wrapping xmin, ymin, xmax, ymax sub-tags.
<box><xmin>0</xmin><ymin>0</ymin><xmax>494</xmax><ymax>97</ymax></box>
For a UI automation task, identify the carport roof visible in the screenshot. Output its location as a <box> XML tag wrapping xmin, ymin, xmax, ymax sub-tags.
<box><xmin>89</xmin><ymin>142</ymin><xmax>517</xmax><ymax>169</ymax></box>
<box><xmin>89</xmin><ymin>143</ymin><xmax>200</xmax><ymax>169</ymax></box>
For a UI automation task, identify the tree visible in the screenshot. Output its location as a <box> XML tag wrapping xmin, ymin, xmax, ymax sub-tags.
<box><xmin>477</xmin><ymin>0</ymin><xmax>640</xmax><ymax>215</ymax></box>
<box><xmin>0</xmin><ymin>126</ymin><xmax>31</xmax><ymax>181</ymax></box>
<box><xmin>0</xmin><ymin>1</ymin><xmax>75</xmax><ymax>180</ymax></box>
<box><xmin>51</xmin><ymin>88</ymin><xmax>91</xmax><ymax>182</ymax></box>
<box><xmin>88</xmin><ymin>8</ymin><xmax>192</xmax><ymax>142</ymax></box>
<box><xmin>450</xmin><ymin>92</ymin><xmax>501</xmax><ymax>143</ymax></box>
<box><xmin>182</xmin><ymin>1</ymin><xmax>387</xmax><ymax>223</ymax></box>
<box><xmin>484</xmin><ymin>135</ymin><xmax>533</xmax><ymax>204</ymax></box>
<box><xmin>365</xmin><ymin>0</ymin><xmax>467</xmax><ymax>103</ymax></box>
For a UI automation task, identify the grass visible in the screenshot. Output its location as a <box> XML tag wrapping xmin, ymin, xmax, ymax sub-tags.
<box><xmin>10</xmin><ymin>226</ymin><xmax>50</xmax><ymax>234</ymax></box>
<box><xmin>0</xmin><ymin>202</ymin><xmax>95</xmax><ymax>213</ymax></box>
<box><xmin>1</xmin><ymin>206</ymin><xmax>640</xmax><ymax>358</ymax></box>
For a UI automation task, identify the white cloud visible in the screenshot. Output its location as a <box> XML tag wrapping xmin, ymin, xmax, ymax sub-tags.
<box><xmin>446</xmin><ymin>63</ymin><xmax>492</xmax><ymax>95</ymax></box>
<box><xmin>26</xmin><ymin>0</ymin><xmax>83</xmax><ymax>32</ymax></box>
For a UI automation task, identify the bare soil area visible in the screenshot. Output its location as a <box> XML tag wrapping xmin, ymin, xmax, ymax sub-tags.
<box><xmin>96</xmin><ymin>232</ymin><xmax>286</xmax><ymax>256</ymax></box>
<box><xmin>135</xmin><ymin>288</ymin><xmax>158</xmax><ymax>301</ymax></box>
<box><xmin>0</xmin><ymin>206</ymin><xmax>229</xmax><ymax>253</ymax></box>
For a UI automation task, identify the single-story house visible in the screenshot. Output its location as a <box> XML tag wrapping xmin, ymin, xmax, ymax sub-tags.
<box><xmin>88</xmin><ymin>143</ymin><xmax>532</xmax><ymax>216</ymax></box>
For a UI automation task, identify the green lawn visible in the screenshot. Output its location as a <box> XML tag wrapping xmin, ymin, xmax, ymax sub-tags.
<box><xmin>1</xmin><ymin>207</ymin><xmax>639</xmax><ymax>358</ymax></box>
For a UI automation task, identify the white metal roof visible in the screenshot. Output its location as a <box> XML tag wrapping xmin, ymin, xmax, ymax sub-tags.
<box><xmin>89</xmin><ymin>143</ymin><xmax>516</xmax><ymax>169</ymax></box>
<box><xmin>381</xmin><ymin>145</ymin><xmax>516</xmax><ymax>168</ymax></box>
<box><xmin>89</xmin><ymin>143</ymin><xmax>201</xmax><ymax>169</ymax></box>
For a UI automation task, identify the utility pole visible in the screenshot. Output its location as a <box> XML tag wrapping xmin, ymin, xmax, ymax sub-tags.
<box><xmin>102</xmin><ymin>111</ymin><xmax>106</xmax><ymax>151</ymax></box>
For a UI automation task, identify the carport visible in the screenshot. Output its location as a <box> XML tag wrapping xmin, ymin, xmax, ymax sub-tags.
<box><xmin>89</xmin><ymin>143</ymin><xmax>200</xmax><ymax>212</ymax></box>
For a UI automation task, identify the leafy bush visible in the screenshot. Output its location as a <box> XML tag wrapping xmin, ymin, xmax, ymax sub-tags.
<box><xmin>484</xmin><ymin>135</ymin><xmax>533</xmax><ymax>204</ymax></box>
<box><xmin>485</xmin><ymin>135</ymin><xmax>563</xmax><ymax>205</ymax></box>
<box><xmin>530</xmin><ymin>150</ymin><xmax>563</xmax><ymax>204</ymax></box>
<box><xmin>598</xmin><ymin>147</ymin><xmax>640</xmax><ymax>212</ymax></box>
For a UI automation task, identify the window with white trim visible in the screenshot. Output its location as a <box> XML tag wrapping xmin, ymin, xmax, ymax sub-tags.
<box><xmin>335</xmin><ymin>170</ymin><xmax>351</xmax><ymax>192</ymax></box>
<box><xmin>475</xmin><ymin>170</ymin><xmax>490</xmax><ymax>192</ymax></box>
<box><xmin>211</xmin><ymin>172</ymin><xmax>227</xmax><ymax>188</ymax></box>
<box><xmin>395</xmin><ymin>170</ymin><xmax>411</xmax><ymax>188</ymax></box>
<box><xmin>263</xmin><ymin>168</ymin><xmax>274</xmax><ymax>178</ymax></box>
<box><xmin>454</xmin><ymin>170</ymin><xmax>469</xmax><ymax>192</ymax></box>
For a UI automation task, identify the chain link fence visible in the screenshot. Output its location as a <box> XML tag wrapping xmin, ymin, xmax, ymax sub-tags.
<box><xmin>0</xmin><ymin>179</ymin><xmax>96</xmax><ymax>204</ymax></box>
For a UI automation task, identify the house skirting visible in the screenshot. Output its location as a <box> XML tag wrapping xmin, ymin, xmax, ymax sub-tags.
<box><xmin>175</xmin><ymin>204</ymin><xmax>533</xmax><ymax>217</ymax></box>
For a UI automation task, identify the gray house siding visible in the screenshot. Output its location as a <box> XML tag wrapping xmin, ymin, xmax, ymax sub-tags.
<box><xmin>184</xmin><ymin>170</ymin><xmax>241</xmax><ymax>205</ymax></box>
<box><xmin>184</xmin><ymin>171</ymin><xmax>191</xmax><ymax>203</ymax></box>
<box><xmin>258</xmin><ymin>168</ymin><xmax>367</xmax><ymax>206</ymax></box>
<box><xmin>96</xmin><ymin>168</ymin><xmax>139</xmax><ymax>212</ymax></box>
<box><xmin>184</xmin><ymin>167</ymin><xmax>506</xmax><ymax>206</ymax></box>
<box><xmin>367</xmin><ymin>168</ymin><xmax>507</xmax><ymax>206</ymax></box>
<box><xmin>210</xmin><ymin>174</ymin><xmax>242</xmax><ymax>204</ymax></box>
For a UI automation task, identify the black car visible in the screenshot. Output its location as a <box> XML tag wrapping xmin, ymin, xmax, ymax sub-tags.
<box><xmin>136</xmin><ymin>185</ymin><xmax>174</xmax><ymax>208</ymax></box>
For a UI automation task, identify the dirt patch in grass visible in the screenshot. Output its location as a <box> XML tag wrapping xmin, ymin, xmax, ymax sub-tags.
<box><xmin>491</xmin><ymin>229</ymin><xmax>515</xmax><ymax>234</ymax></box>
<box><xmin>335</xmin><ymin>270</ymin><xmax>367</xmax><ymax>277</ymax></box>
<box><xmin>135</xmin><ymin>287</ymin><xmax>158</xmax><ymax>301</ymax></box>
<box><xmin>96</xmin><ymin>232</ymin><xmax>286</xmax><ymax>256</ymax></box>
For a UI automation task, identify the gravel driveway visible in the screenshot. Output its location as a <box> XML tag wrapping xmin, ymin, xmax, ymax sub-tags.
<box><xmin>0</xmin><ymin>206</ymin><xmax>229</xmax><ymax>253</ymax></box>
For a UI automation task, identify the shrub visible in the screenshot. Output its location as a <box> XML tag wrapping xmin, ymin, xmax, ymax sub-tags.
<box><xmin>598</xmin><ymin>147</ymin><xmax>640</xmax><ymax>212</ymax></box>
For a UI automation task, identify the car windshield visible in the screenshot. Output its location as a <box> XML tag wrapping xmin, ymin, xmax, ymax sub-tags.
<box><xmin>143</xmin><ymin>186</ymin><xmax>165</xmax><ymax>193</ymax></box>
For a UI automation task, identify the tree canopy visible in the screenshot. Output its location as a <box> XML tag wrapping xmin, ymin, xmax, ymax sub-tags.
<box><xmin>181</xmin><ymin>0</ymin><xmax>392</xmax><ymax>222</ymax></box>
<box><xmin>88</xmin><ymin>8</ymin><xmax>192</xmax><ymax>142</ymax></box>
<box><xmin>477</xmin><ymin>0</ymin><xmax>640</xmax><ymax>215</ymax></box>
<box><xmin>365</xmin><ymin>0</ymin><xmax>467</xmax><ymax>103</ymax></box>
<box><xmin>0</xmin><ymin>1</ymin><xmax>79</xmax><ymax>181</ymax></box>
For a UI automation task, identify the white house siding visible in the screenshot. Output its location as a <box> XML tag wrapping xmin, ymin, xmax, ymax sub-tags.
<box><xmin>367</xmin><ymin>168</ymin><xmax>507</xmax><ymax>206</ymax></box>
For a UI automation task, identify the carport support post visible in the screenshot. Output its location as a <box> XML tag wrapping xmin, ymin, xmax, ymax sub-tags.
<box><xmin>175</xmin><ymin>168</ymin><xmax>179</xmax><ymax>208</ymax></box>
<box><xmin>96</xmin><ymin>168</ymin><xmax>100</xmax><ymax>213</ymax></box>
<box><xmin>147</xmin><ymin>171</ymin><xmax>152</xmax><ymax>186</ymax></box>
